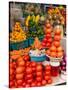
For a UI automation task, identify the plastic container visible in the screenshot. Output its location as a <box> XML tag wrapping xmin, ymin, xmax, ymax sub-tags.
<box><xmin>10</xmin><ymin>39</ymin><xmax>29</xmax><ymax>50</ymax></box>
<box><xmin>29</xmin><ymin>54</ymin><xmax>46</xmax><ymax>62</ymax></box>
<box><xmin>50</xmin><ymin>61</ymin><xmax>60</xmax><ymax>77</ymax></box>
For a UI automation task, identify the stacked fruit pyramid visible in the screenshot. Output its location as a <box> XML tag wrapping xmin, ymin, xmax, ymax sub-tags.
<box><xmin>42</xmin><ymin>21</ymin><xmax>53</xmax><ymax>48</ymax></box>
<box><xmin>46</xmin><ymin>26</ymin><xmax>63</xmax><ymax>58</ymax></box>
<box><xmin>10</xmin><ymin>22</ymin><xmax>26</xmax><ymax>42</ymax></box>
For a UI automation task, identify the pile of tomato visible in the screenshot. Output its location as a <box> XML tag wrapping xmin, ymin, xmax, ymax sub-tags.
<box><xmin>9</xmin><ymin>55</ymin><xmax>52</xmax><ymax>88</ymax></box>
<box><xmin>42</xmin><ymin>22</ymin><xmax>53</xmax><ymax>48</ymax></box>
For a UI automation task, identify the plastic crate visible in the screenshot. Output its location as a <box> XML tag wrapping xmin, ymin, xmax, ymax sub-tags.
<box><xmin>10</xmin><ymin>39</ymin><xmax>29</xmax><ymax>50</ymax></box>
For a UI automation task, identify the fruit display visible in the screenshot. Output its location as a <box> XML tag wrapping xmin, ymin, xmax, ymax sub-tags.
<box><xmin>46</xmin><ymin>25</ymin><xmax>64</xmax><ymax>59</ymax></box>
<box><xmin>9</xmin><ymin>54</ymin><xmax>53</xmax><ymax>88</ymax></box>
<box><xmin>10</xmin><ymin>22</ymin><xmax>26</xmax><ymax>42</ymax></box>
<box><xmin>42</xmin><ymin>22</ymin><xmax>53</xmax><ymax>48</ymax></box>
<box><xmin>26</xmin><ymin>15</ymin><xmax>44</xmax><ymax>38</ymax></box>
<box><xmin>47</xmin><ymin>6</ymin><xmax>66</xmax><ymax>26</ymax></box>
<box><xmin>9</xmin><ymin>2</ymin><xmax>66</xmax><ymax>88</ymax></box>
<box><xmin>53</xmin><ymin>25</ymin><xmax>63</xmax><ymax>38</ymax></box>
<box><xmin>10</xmin><ymin>47</ymin><xmax>31</xmax><ymax>56</ymax></box>
<box><xmin>46</xmin><ymin>45</ymin><xmax>63</xmax><ymax>58</ymax></box>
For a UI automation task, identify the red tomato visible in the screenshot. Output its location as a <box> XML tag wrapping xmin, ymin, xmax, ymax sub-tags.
<box><xmin>57</xmin><ymin>46</ymin><xmax>63</xmax><ymax>52</ymax></box>
<box><xmin>53</xmin><ymin>41</ymin><xmax>60</xmax><ymax>47</ymax></box>
<box><xmin>45</xmin><ymin>71</ymin><xmax>51</xmax><ymax>75</ymax></box>
<box><xmin>43</xmin><ymin>38</ymin><xmax>47</xmax><ymax>43</ymax></box>
<box><xmin>54</xmin><ymin>35</ymin><xmax>61</xmax><ymax>41</ymax></box>
<box><xmin>48</xmin><ymin>38</ymin><xmax>52</xmax><ymax>43</ymax></box>
<box><xmin>9</xmin><ymin>75</ymin><xmax>15</xmax><ymax>81</ymax></box>
<box><xmin>46</xmin><ymin>43</ymin><xmax>51</xmax><ymax>47</ymax></box>
<box><xmin>17</xmin><ymin>85</ymin><xmax>23</xmax><ymax>88</ymax></box>
<box><xmin>16</xmin><ymin>66</ymin><xmax>25</xmax><ymax>73</ymax></box>
<box><xmin>26</xmin><ymin>74</ymin><xmax>33</xmax><ymax>79</ymax></box>
<box><xmin>32</xmin><ymin>67</ymin><xmax>36</xmax><ymax>72</ymax></box>
<box><xmin>50</xmin><ymin>46</ymin><xmax>56</xmax><ymax>52</ymax></box>
<box><xmin>17</xmin><ymin>60</ymin><xmax>25</xmax><ymax>66</ymax></box>
<box><xmin>27</xmin><ymin>79</ymin><xmax>33</xmax><ymax>83</ymax></box>
<box><xmin>23</xmin><ymin>55</ymin><xmax>30</xmax><ymax>61</ymax></box>
<box><xmin>46</xmin><ymin>34</ymin><xmax>51</xmax><ymax>39</ymax></box>
<box><xmin>9</xmin><ymin>80</ymin><xmax>15</xmax><ymax>87</ymax></box>
<box><xmin>26</xmin><ymin>61</ymin><xmax>30</xmax><ymax>67</ymax></box>
<box><xmin>42</xmin><ymin>80</ymin><xmax>47</xmax><ymax>85</ymax></box>
<box><xmin>47</xmin><ymin>79</ymin><xmax>52</xmax><ymax>84</ymax></box>
<box><xmin>13</xmin><ymin>62</ymin><xmax>16</xmax><ymax>68</ymax></box>
<box><xmin>44</xmin><ymin>75</ymin><xmax>50</xmax><ymax>81</ymax></box>
<box><xmin>31</xmin><ymin>61</ymin><xmax>37</xmax><ymax>67</ymax></box>
<box><xmin>15</xmin><ymin>81</ymin><xmax>17</xmax><ymax>87</ymax></box>
<box><xmin>36</xmin><ymin>64</ymin><xmax>42</xmax><ymax>71</ymax></box>
<box><xmin>36</xmin><ymin>77</ymin><xmax>42</xmax><ymax>82</ymax></box>
<box><xmin>46</xmin><ymin>50</ymin><xmax>51</xmax><ymax>56</ymax></box>
<box><xmin>25</xmin><ymin>84</ymin><xmax>30</xmax><ymax>87</ymax></box>
<box><xmin>10</xmin><ymin>68</ymin><xmax>14</xmax><ymax>75</ymax></box>
<box><xmin>22</xmin><ymin>81</ymin><xmax>26</xmax><ymax>87</ymax></box>
<box><xmin>26</xmin><ymin>67</ymin><xmax>32</xmax><ymax>74</ymax></box>
<box><xmin>45</xmin><ymin>65</ymin><xmax>51</xmax><ymax>71</ymax></box>
<box><xmin>36</xmin><ymin>71</ymin><xmax>42</xmax><ymax>76</ymax></box>
<box><xmin>31</xmin><ymin>82</ymin><xmax>36</xmax><ymax>87</ymax></box>
<box><xmin>42</xmin><ymin>42</ymin><xmax>46</xmax><ymax>47</ymax></box>
<box><xmin>16</xmin><ymin>73</ymin><xmax>24</xmax><ymax>80</ymax></box>
<box><xmin>37</xmin><ymin>82</ymin><xmax>42</xmax><ymax>87</ymax></box>
<box><xmin>29</xmin><ymin>64</ymin><xmax>32</xmax><ymax>67</ymax></box>
<box><xmin>10</xmin><ymin>62</ymin><xmax>14</xmax><ymax>69</ymax></box>
<box><xmin>16</xmin><ymin>80</ymin><xmax>23</xmax><ymax>85</ymax></box>
<box><xmin>55</xmin><ymin>29</ymin><xmax>61</xmax><ymax>35</ymax></box>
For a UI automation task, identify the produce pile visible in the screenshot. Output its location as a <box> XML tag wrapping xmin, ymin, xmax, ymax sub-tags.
<box><xmin>9</xmin><ymin>3</ymin><xmax>66</xmax><ymax>88</ymax></box>
<box><xmin>47</xmin><ymin>6</ymin><xmax>66</xmax><ymax>26</ymax></box>
<box><xmin>26</xmin><ymin>15</ymin><xmax>44</xmax><ymax>38</ymax></box>
<box><xmin>10</xmin><ymin>22</ymin><xmax>26</xmax><ymax>42</ymax></box>
<box><xmin>42</xmin><ymin>22</ymin><xmax>53</xmax><ymax>48</ymax></box>
<box><xmin>10</xmin><ymin>56</ymin><xmax>52</xmax><ymax>88</ymax></box>
<box><xmin>9</xmin><ymin>45</ymin><xmax>66</xmax><ymax>88</ymax></box>
<box><xmin>46</xmin><ymin>26</ymin><xmax>63</xmax><ymax>58</ymax></box>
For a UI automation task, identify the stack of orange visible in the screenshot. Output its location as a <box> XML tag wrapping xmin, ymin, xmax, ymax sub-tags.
<box><xmin>46</xmin><ymin>28</ymin><xmax>63</xmax><ymax>58</ymax></box>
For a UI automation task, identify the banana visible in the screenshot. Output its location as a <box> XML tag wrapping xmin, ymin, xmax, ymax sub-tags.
<box><xmin>35</xmin><ymin>15</ymin><xmax>40</xmax><ymax>23</ymax></box>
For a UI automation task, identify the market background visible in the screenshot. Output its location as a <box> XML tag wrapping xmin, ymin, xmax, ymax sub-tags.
<box><xmin>0</xmin><ymin>0</ymin><xmax>68</xmax><ymax>90</ymax></box>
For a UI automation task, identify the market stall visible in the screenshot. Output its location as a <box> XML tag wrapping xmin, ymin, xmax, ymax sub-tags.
<box><xmin>9</xmin><ymin>2</ymin><xmax>66</xmax><ymax>88</ymax></box>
